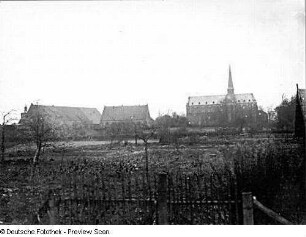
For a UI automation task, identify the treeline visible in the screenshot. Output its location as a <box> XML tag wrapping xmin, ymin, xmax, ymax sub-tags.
<box><xmin>274</xmin><ymin>96</ymin><xmax>296</xmax><ymax>131</ymax></box>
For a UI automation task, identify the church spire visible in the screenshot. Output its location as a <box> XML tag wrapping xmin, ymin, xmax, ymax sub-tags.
<box><xmin>227</xmin><ymin>65</ymin><xmax>234</xmax><ymax>94</ymax></box>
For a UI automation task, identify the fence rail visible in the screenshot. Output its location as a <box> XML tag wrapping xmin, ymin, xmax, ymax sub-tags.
<box><xmin>253</xmin><ymin>197</ymin><xmax>293</xmax><ymax>225</ymax></box>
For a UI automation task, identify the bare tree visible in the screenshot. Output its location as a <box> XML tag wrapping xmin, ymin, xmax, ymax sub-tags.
<box><xmin>1</xmin><ymin>110</ymin><xmax>17</xmax><ymax>163</ymax></box>
<box><xmin>136</xmin><ymin>125</ymin><xmax>155</xmax><ymax>195</ymax></box>
<box><xmin>131</xmin><ymin>120</ymin><xmax>138</xmax><ymax>145</ymax></box>
<box><xmin>24</xmin><ymin>105</ymin><xmax>57</xmax><ymax>164</ymax></box>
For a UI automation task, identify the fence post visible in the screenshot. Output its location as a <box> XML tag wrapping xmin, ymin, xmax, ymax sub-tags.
<box><xmin>157</xmin><ymin>173</ymin><xmax>168</xmax><ymax>225</ymax></box>
<box><xmin>48</xmin><ymin>195</ymin><xmax>58</xmax><ymax>225</ymax></box>
<box><xmin>242</xmin><ymin>192</ymin><xmax>254</xmax><ymax>225</ymax></box>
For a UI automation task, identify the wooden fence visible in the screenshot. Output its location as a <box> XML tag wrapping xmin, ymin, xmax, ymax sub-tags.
<box><xmin>241</xmin><ymin>193</ymin><xmax>293</xmax><ymax>225</ymax></box>
<box><xmin>35</xmin><ymin>170</ymin><xmax>296</xmax><ymax>225</ymax></box>
<box><xmin>36</xmin><ymin>172</ymin><xmax>243</xmax><ymax>225</ymax></box>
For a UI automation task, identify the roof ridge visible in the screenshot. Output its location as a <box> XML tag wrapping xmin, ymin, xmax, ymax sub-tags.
<box><xmin>37</xmin><ymin>105</ymin><xmax>98</xmax><ymax>110</ymax></box>
<box><xmin>190</xmin><ymin>94</ymin><xmax>225</xmax><ymax>97</ymax></box>
<box><xmin>235</xmin><ymin>93</ymin><xmax>253</xmax><ymax>95</ymax></box>
<box><xmin>29</xmin><ymin>104</ymin><xmax>101</xmax><ymax>124</ymax></box>
<box><xmin>104</xmin><ymin>105</ymin><xmax>148</xmax><ymax>108</ymax></box>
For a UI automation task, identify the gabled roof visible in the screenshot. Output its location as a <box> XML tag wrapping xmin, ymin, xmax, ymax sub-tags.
<box><xmin>235</xmin><ymin>93</ymin><xmax>256</xmax><ymax>103</ymax></box>
<box><xmin>188</xmin><ymin>95</ymin><xmax>225</xmax><ymax>105</ymax></box>
<box><xmin>24</xmin><ymin>105</ymin><xmax>101</xmax><ymax>125</ymax></box>
<box><xmin>188</xmin><ymin>93</ymin><xmax>256</xmax><ymax>106</ymax></box>
<box><xmin>101</xmin><ymin>105</ymin><xmax>152</xmax><ymax>122</ymax></box>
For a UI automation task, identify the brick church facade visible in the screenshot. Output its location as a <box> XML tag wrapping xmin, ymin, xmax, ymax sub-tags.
<box><xmin>186</xmin><ymin>67</ymin><xmax>262</xmax><ymax>128</ymax></box>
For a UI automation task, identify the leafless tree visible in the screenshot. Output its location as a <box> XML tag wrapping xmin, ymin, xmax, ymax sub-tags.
<box><xmin>24</xmin><ymin>105</ymin><xmax>57</xmax><ymax>164</ymax></box>
<box><xmin>136</xmin><ymin>125</ymin><xmax>155</xmax><ymax>195</ymax></box>
<box><xmin>1</xmin><ymin>110</ymin><xmax>17</xmax><ymax>163</ymax></box>
<box><xmin>132</xmin><ymin>121</ymin><xmax>138</xmax><ymax>145</ymax></box>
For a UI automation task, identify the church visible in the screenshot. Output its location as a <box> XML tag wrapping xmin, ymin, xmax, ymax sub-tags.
<box><xmin>186</xmin><ymin>67</ymin><xmax>263</xmax><ymax>128</ymax></box>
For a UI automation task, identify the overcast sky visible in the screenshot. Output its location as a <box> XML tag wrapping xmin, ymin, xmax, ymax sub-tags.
<box><xmin>0</xmin><ymin>0</ymin><xmax>305</xmax><ymax>120</ymax></box>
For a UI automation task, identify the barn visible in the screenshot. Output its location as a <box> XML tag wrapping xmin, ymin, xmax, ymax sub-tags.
<box><xmin>19</xmin><ymin>104</ymin><xmax>101</xmax><ymax>128</ymax></box>
<box><xmin>100</xmin><ymin>105</ymin><xmax>153</xmax><ymax>127</ymax></box>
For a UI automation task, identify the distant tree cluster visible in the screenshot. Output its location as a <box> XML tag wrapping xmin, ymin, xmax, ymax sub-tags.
<box><xmin>104</xmin><ymin>122</ymin><xmax>134</xmax><ymax>144</ymax></box>
<box><xmin>275</xmin><ymin>96</ymin><xmax>296</xmax><ymax>131</ymax></box>
<box><xmin>154</xmin><ymin>113</ymin><xmax>188</xmax><ymax>128</ymax></box>
<box><xmin>154</xmin><ymin>113</ymin><xmax>188</xmax><ymax>144</ymax></box>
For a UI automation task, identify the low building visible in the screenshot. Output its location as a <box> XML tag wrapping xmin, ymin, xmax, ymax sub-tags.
<box><xmin>100</xmin><ymin>105</ymin><xmax>153</xmax><ymax>127</ymax></box>
<box><xmin>19</xmin><ymin>104</ymin><xmax>101</xmax><ymax>128</ymax></box>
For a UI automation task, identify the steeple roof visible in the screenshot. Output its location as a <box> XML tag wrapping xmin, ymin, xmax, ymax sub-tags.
<box><xmin>227</xmin><ymin>65</ymin><xmax>234</xmax><ymax>94</ymax></box>
<box><xmin>228</xmin><ymin>65</ymin><xmax>234</xmax><ymax>88</ymax></box>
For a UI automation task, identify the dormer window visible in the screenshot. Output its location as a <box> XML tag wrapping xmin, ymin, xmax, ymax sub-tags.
<box><xmin>206</xmin><ymin>102</ymin><xmax>208</xmax><ymax>104</ymax></box>
<box><xmin>213</xmin><ymin>101</ymin><xmax>215</xmax><ymax>104</ymax></box>
<box><xmin>248</xmin><ymin>100</ymin><xmax>251</xmax><ymax>102</ymax></box>
<box><xmin>238</xmin><ymin>100</ymin><xmax>240</xmax><ymax>103</ymax></box>
<box><xmin>191</xmin><ymin>102</ymin><xmax>194</xmax><ymax>105</ymax></box>
<box><xmin>243</xmin><ymin>100</ymin><xmax>246</xmax><ymax>102</ymax></box>
<box><xmin>198</xmin><ymin>102</ymin><xmax>200</xmax><ymax>105</ymax></box>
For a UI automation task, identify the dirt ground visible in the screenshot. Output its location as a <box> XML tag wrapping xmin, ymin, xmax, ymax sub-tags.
<box><xmin>0</xmin><ymin>137</ymin><xmax>303</xmax><ymax>224</ymax></box>
<box><xmin>0</xmin><ymin>140</ymin><xmax>230</xmax><ymax>224</ymax></box>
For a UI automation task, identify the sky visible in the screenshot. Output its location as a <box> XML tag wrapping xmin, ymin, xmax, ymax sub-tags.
<box><xmin>0</xmin><ymin>0</ymin><xmax>305</xmax><ymax>121</ymax></box>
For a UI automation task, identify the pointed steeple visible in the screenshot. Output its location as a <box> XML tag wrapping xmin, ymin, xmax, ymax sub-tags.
<box><xmin>227</xmin><ymin>65</ymin><xmax>234</xmax><ymax>94</ymax></box>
